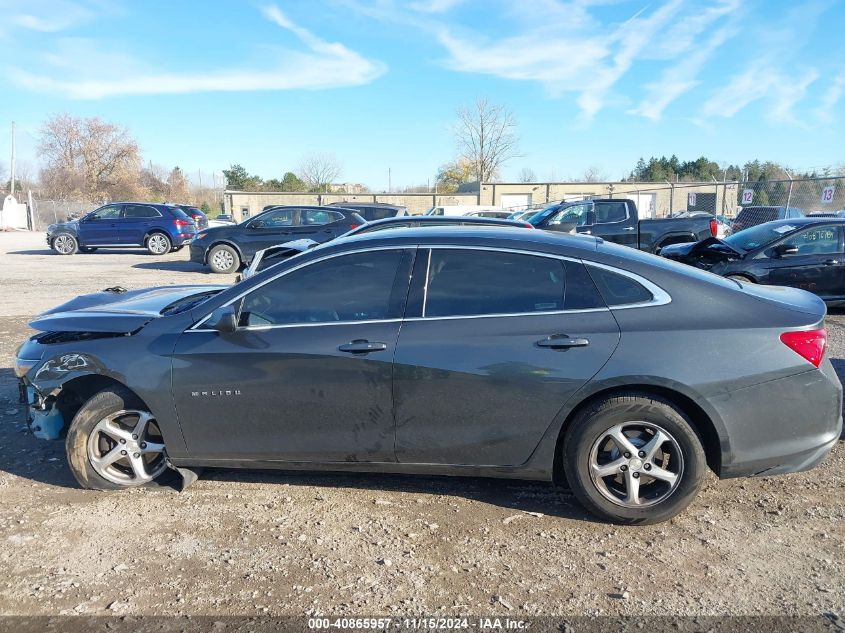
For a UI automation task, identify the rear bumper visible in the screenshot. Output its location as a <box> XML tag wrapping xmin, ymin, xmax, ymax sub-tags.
<box><xmin>714</xmin><ymin>358</ymin><xmax>843</xmax><ymax>478</ymax></box>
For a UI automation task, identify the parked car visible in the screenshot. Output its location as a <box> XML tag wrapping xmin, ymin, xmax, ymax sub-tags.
<box><xmin>17</xmin><ymin>228</ymin><xmax>841</xmax><ymax>524</ymax></box>
<box><xmin>508</xmin><ymin>209</ymin><xmax>539</xmax><ymax>221</ymax></box>
<box><xmin>47</xmin><ymin>203</ymin><xmax>197</xmax><ymax>256</ymax></box>
<box><xmin>326</xmin><ymin>201</ymin><xmax>406</xmax><ymax>221</ymax></box>
<box><xmin>464</xmin><ymin>209</ymin><xmax>514</xmax><ymax>219</ymax></box>
<box><xmin>189</xmin><ymin>205</ymin><xmax>365</xmax><ymax>273</ymax></box>
<box><xmin>660</xmin><ymin>218</ymin><xmax>845</xmax><ymax>304</ymax></box>
<box><xmin>173</xmin><ymin>205</ymin><xmax>209</xmax><ymax>230</ymax></box>
<box><xmin>242</xmin><ymin>215</ymin><xmax>534</xmax><ymax>279</ymax></box>
<box><xmin>425</xmin><ymin>205</ymin><xmax>504</xmax><ymax>217</ymax></box>
<box><xmin>528</xmin><ymin>198</ymin><xmax>717</xmax><ymax>253</ymax></box>
<box><xmin>730</xmin><ymin>205</ymin><xmax>805</xmax><ymax>233</ymax></box>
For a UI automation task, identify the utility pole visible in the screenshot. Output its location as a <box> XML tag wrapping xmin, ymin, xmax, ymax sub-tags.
<box><xmin>388</xmin><ymin>168</ymin><xmax>391</xmax><ymax>193</ymax></box>
<box><xmin>10</xmin><ymin>121</ymin><xmax>16</xmax><ymax>197</ymax></box>
<box><xmin>198</xmin><ymin>169</ymin><xmax>203</xmax><ymax>189</ymax></box>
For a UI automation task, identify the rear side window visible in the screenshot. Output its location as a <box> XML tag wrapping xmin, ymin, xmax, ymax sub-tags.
<box><xmin>359</xmin><ymin>207</ymin><xmax>397</xmax><ymax>221</ymax></box>
<box><xmin>424</xmin><ymin>250</ymin><xmax>566</xmax><ymax>317</ymax></box>
<box><xmin>124</xmin><ymin>205</ymin><xmax>162</xmax><ymax>219</ymax></box>
<box><xmin>595</xmin><ymin>202</ymin><xmax>628</xmax><ymax>223</ymax></box>
<box><xmin>303</xmin><ymin>210</ymin><xmax>344</xmax><ymax>225</ymax></box>
<box><xmin>587</xmin><ymin>266</ymin><xmax>653</xmax><ymax>306</ymax></box>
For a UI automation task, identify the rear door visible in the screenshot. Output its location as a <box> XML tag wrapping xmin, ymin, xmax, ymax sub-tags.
<box><xmin>588</xmin><ymin>201</ymin><xmax>638</xmax><ymax>248</ymax></box>
<box><xmin>393</xmin><ymin>247</ymin><xmax>620</xmax><ymax>466</ymax></box>
<box><xmin>77</xmin><ymin>205</ymin><xmax>123</xmax><ymax>246</ymax></box>
<box><xmin>120</xmin><ymin>204</ymin><xmax>163</xmax><ymax>245</ymax></box>
<box><xmin>289</xmin><ymin>209</ymin><xmax>352</xmax><ymax>242</ymax></box>
<box><xmin>763</xmin><ymin>225</ymin><xmax>845</xmax><ymax>298</ymax></box>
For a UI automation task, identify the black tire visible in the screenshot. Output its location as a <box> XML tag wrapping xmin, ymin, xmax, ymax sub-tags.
<box><xmin>65</xmin><ymin>387</ymin><xmax>175</xmax><ymax>491</ymax></box>
<box><xmin>207</xmin><ymin>244</ymin><xmax>240</xmax><ymax>274</ymax></box>
<box><xmin>51</xmin><ymin>233</ymin><xmax>78</xmax><ymax>255</ymax></box>
<box><xmin>145</xmin><ymin>232</ymin><xmax>172</xmax><ymax>255</ymax></box>
<box><xmin>170</xmin><ymin>245</ymin><xmax>184</xmax><ymax>252</ymax></box>
<box><xmin>563</xmin><ymin>391</ymin><xmax>707</xmax><ymax>525</ymax></box>
<box><xmin>726</xmin><ymin>274</ymin><xmax>756</xmax><ymax>284</ymax></box>
<box><xmin>78</xmin><ymin>246</ymin><xmax>97</xmax><ymax>254</ymax></box>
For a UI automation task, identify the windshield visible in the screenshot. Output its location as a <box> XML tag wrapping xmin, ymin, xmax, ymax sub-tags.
<box><xmin>723</xmin><ymin>222</ymin><xmax>800</xmax><ymax>251</ymax></box>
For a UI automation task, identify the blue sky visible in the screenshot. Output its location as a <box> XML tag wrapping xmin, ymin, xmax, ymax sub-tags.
<box><xmin>1</xmin><ymin>0</ymin><xmax>843</xmax><ymax>190</ymax></box>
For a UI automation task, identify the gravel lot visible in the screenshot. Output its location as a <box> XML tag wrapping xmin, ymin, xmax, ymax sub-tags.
<box><xmin>0</xmin><ymin>231</ymin><xmax>843</xmax><ymax>618</ymax></box>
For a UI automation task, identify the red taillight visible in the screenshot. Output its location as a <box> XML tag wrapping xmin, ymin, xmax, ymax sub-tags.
<box><xmin>522</xmin><ymin>222</ymin><xmax>535</xmax><ymax>229</ymax></box>
<box><xmin>174</xmin><ymin>219</ymin><xmax>192</xmax><ymax>227</ymax></box>
<box><xmin>780</xmin><ymin>328</ymin><xmax>827</xmax><ymax>367</ymax></box>
<box><xmin>709</xmin><ymin>218</ymin><xmax>718</xmax><ymax>236</ymax></box>
<box><xmin>349</xmin><ymin>224</ymin><xmax>360</xmax><ymax>230</ymax></box>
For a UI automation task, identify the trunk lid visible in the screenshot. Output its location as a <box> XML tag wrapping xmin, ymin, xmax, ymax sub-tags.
<box><xmin>736</xmin><ymin>281</ymin><xmax>827</xmax><ymax>318</ymax></box>
<box><xmin>30</xmin><ymin>285</ymin><xmax>226</xmax><ymax>333</ymax></box>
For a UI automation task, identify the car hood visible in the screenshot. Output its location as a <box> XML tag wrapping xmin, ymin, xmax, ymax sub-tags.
<box><xmin>47</xmin><ymin>220</ymin><xmax>79</xmax><ymax>233</ymax></box>
<box><xmin>661</xmin><ymin>236</ymin><xmax>745</xmax><ymax>259</ymax></box>
<box><xmin>30</xmin><ymin>285</ymin><xmax>227</xmax><ymax>333</ymax></box>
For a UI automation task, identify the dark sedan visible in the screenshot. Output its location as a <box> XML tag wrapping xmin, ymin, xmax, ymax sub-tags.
<box><xmin>660</xmin><ymin>218</ymin><xmax>845</xmax><ymax>303</ymax></box>
<box><xmin>189</xmin><ymin>205</ymin><xmax>365</xmax><ymax>273</ymax></box>
<box><xmin>16</xmin><ymin>228</ymin><xmax>842</xmax><ymax>524</ymax></box>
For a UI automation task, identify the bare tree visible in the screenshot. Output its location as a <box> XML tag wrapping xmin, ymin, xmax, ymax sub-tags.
<box><xmin>454</xmin><ymin>98</ymin><xmax>519</xmax><ymax>183</ymax></box>
<box><xmin>38</xmin><ymin>114</ymin><xmax>142</xmax><ymax>201</ymax></box>
<box><xmin>518</xmin><ymin>167</ymin><xmax>536</xmax><ymax>183</ymax></box>
<box><xmin>579</xmin><ymin>166</ymin><xmax>608</xmax><ymax>183</ymax></box>
<box><xmin>297</xmin><ymin>153</ymin><xmax>342</xmax><ymax>192</ymax></box>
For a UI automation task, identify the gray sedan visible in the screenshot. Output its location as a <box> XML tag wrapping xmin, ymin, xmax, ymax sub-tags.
<box><xmin>15</xmin><ymin>228</ymin><xmax>842</xmax><ymax>524</ymax></box>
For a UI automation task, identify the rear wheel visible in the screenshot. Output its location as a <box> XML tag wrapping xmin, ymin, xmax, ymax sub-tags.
<box><xmin>208</xmin><ymin>244</ymin><xmax>240</xmax><ymax>274</ymax></box>
<box><xmin>66</xmin><ymin>387</ymin><xmax>173</xmax><ymax>490</ymax></box>
<box><xmin>563</xmin><ymin>392</ymin><xmax>707</xmax><ymax>525</ymax></box>
<box><xmin>146</xmin><ymin>232</ymin><xmax>172</xmax><ymax>255</ymax></box>
<box><xmin>52</xmin><ymin>233</ymin><xmax>78</xmax><ymax>255</ymax></box>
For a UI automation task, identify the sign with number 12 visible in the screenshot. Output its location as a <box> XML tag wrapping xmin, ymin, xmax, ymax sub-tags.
<box><xmin>742</xmin><ymin>189</ymin><xmax>754</xmax><ymax>205</ymax></box>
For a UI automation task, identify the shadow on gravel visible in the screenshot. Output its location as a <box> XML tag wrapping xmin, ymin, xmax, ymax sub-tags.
<box><xmin>8</xmin><ymin>249</ymin><xmax>55</xmax><ymax>255</ymax></box>
<box><xmin>198</xmin><ymin>468</ymin><xmax>599</xmax><ymax>523</ymax></box>
<box><xmin>132</xmin><ymin>261</ymin><xmax>209</xmax><ymax>273</ymax></box>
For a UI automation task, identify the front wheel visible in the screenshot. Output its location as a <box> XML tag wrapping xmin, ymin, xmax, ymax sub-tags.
<box><xmin>52</xmin><ymin>233</ymin><xmax>78</xmax><ymax>255</ymax></box>
<box><xmin>66</xmin><ymin>387</ymin><xmax>173</xmax><ymax>490</ymax></box>
<box><xmin>207</xmin><ymin>244</ymin><xmax>240</xmax><ymax>274</ymax></box>
<box><xmin>563</xmin><ymin>392</ymin><xmax>707</xmax><ymax>525</ymax></box>
<box><xmin>146</xmin><ymin>233</ymin><xmax>172</xmax><ymax>255</ymax></box>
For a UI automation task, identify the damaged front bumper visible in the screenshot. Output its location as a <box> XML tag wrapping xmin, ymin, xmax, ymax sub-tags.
<box><xmin>18</xmin><ymin>378</ymin><xmax>65</xmax><ymax>440</ymax></box>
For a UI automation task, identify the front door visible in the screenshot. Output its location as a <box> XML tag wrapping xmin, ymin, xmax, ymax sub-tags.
<box><xmin>171</xmin><ymin>248</ymin><xmax>414</xmax><ymax>461</ymax></box>
<box><xmin>239</xmin><ymin>208</ymin><xmax>299</xmax><ymax>261</ymax></box>
<box><xmin>77</xmin><ymin>204</ymin><xmax>123</xmax><ymax>246</ymax></box>
<box><xmin>393</xmin><ymin>248</ymin><xmax>620</xmax><ymax>466</ymax></box>
<box><xmin>764</xmin><ymin>225</ymin><xmax>845</xmax><ymax>299</ymax></box>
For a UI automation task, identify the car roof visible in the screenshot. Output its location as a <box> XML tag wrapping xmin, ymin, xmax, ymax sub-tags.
<box><xmin>331</xmin><ymin>225</ymin><xmax>602</xmax><ymax>255</ymax></box>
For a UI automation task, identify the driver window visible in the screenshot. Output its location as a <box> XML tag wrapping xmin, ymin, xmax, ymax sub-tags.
<box><xmin>89</xmin><ymin>205</ymin><xmax>122</xmax><ymax>220</ymax></box>
<box><xmin>781</xmin><ymin>227</ymin><xmax>842</xmax><ymax>255</ymax></box>
<box><xmin>548</xmin><ymin>204</ymin><xmax>591</xmax><ymax>226</ymax></box>
<box><xmin>238</xmin><ymin>250</ymin><xmax>407</xmax><ymax>327</ymax></box>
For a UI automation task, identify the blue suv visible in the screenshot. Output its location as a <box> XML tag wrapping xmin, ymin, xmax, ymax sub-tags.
<box><xmin>47</xmin><ymin>203</ymin><xmax>197</xmax><ymax>256</ymax></box>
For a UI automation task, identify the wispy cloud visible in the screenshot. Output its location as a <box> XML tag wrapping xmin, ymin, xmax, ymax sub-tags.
<box><xmin>7</xmin><ymin>4</ymin><xmax>386</xmax><ymax>99</ymax></box>
<box><xmin>814</xmin><ymin>74</ymin><xmax>845</xmax><ymax>123</ymax></box>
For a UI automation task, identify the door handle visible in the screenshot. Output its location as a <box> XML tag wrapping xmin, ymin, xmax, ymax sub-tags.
<box><xmin>537</xmin><ymin>336</ymin><xmax>590</xmax><ymax>349</ymax></box>
<box><xmin>622</xmin><ymin>226</ymin><xmax>636</xmax><ymax>231</ymax></box>
<box><xmin>338</xmin><ymin>340</ymin><xmax>388</xmax><ymax>354</ymax></box>
<box><xmin>824</xmin><ymin>259</ymin><xmax>839</xmax><ymax>265</ymax></box>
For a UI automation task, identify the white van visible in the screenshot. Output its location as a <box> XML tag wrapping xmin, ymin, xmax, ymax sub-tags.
<box><xmin>425</xmin><ymin>205</ymin><xmax>504</xmax><ymax>217</ymax></box>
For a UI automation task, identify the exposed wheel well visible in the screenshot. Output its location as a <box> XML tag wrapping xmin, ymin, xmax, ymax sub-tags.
<box><xmin>552</xmin><ymin>385</ymin><xmax>722</xmax><ymax>484</ymax></box>
<box><xmin>657</xmin><ymin>235</ymin><xmax>695</xmax><ymax>249</ymax></box>
<box><xmin>144</xmin><ymin>229</ymin><xmax>170</xmax><ymax>241</ymax></box>
<box><xmin>53</xmin><ymin>375</ymin><xmax>143</xmax><ymax>434</ymax></box>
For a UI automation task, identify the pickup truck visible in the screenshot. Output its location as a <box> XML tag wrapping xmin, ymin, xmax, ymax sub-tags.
<box><xmin>527</xmin><ymin>198</ymin><xmax>717</xmax><ymax>253</ymax></box>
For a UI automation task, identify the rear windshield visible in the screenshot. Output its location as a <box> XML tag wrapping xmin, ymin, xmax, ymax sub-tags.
<box><xmin>170</xmin><ymin>207</ymin><xmax>191</xmax><ymax>220</ymax></box>
<box><xmin>735</xmin><ymin>207</ymin><xmax>778</xmax><ymax>225</ymax></box>
<box><xmin>724</xmin><ymin>222</ymin><xmax>800</xmax><ymax>251</ymax></box>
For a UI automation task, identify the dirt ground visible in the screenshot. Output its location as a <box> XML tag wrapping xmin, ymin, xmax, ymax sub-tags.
<box><xmin>0</xmin><ymin>231</ymin><xmax>842</xmax><ymax>618</ymax></box>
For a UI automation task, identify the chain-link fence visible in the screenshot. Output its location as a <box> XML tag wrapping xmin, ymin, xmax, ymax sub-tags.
<box><xmin>29</xmin><ymin>199</ymin><xmax>96</xmax><ymax>230</ymax></box>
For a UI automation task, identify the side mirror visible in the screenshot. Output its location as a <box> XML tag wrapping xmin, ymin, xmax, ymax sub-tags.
<box><xmin>249</xmin><ymin>220</ymin><xmax>264</xmax><ymax>229</ymax></box>
<box><xmin>85</xmin><ymin>215</ymin><xmax>98</xmax><ymax>222</ymax></box>
<box><xmin>205</xmin><ymin>305</ymin><xmax>238</xmax><ymax>333</ymax></box>
<box><xmin>775</xmin><ymin>244</ymin><xmax>799</xmax><ymax>257</ymax></box>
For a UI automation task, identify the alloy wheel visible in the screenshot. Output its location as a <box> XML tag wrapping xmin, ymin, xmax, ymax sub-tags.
<box><xmin>212</xmin><ymin>249</ymin><xmax>235</xmax><ymax>271</ymax></box>
<box><xmin>148</xmin><ymin>234</ymin><xmax>169</xmax><ymax>255</ymax></box>
<box><xmin>588</xmin><ymin>422</ymin><xmax>684</xmax><ymax>508</ymax></box>
<box><xmin>86</xmin><ymin>410</ymin><xmax>168</xmax><ymax>485</ymax></box>
<box><xmin>54</xmin><ymin>235</ymin><xmax>75</xmax><ymax>254</ymax></box>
